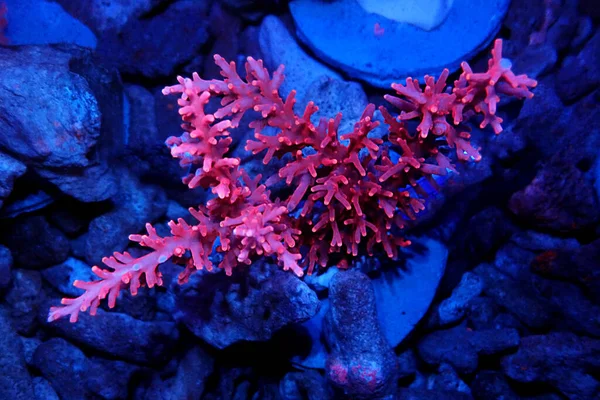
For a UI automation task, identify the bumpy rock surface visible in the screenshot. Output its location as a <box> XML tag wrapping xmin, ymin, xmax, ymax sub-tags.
<box><xmin>502</xmin><ymin>333</ymin><xmax>600</xmax><ymax>399</ymax></box>
<box><xmin>174</xmin><ymin>261</ymin><xmax>319</xmax><ymax>349</ymax></box>
<box><xmin>0</xmin><ymin>310</ymin><xmax>35</xmax><ymax>400</ymax></box>
<box><xmin>418</xmin><ymin>324</ymin><xmax>520</xmax><ymax>374</ymax></box>
<box><xmin>324</xmin><ymin>270</ymin><xmax>398</xmax><ymax>399</ymax></box>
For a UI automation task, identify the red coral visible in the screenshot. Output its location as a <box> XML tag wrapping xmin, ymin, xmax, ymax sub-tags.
<box><xmin>48</xmin><ymin>39</ymin><xmax>536</xmax><ymax>322</ymax></box>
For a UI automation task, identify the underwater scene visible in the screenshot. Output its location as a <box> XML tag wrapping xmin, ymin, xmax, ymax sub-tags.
<box><xmin>0</xmin><ymin>0</ymin><xmax>599</xmax><ymax>399</ymax></box>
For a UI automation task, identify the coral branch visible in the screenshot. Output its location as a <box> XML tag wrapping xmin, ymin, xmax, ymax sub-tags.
<box><xmin>49</xmin><ymin>39</ymin><xmax>536</xmax><ymax>322</ymax></box>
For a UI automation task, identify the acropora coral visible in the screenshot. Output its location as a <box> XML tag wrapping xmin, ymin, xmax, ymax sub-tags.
<box><xmin>49</xmin><ymin>39</ymin><xmax>536</xmax><ymax>323</ymax></box>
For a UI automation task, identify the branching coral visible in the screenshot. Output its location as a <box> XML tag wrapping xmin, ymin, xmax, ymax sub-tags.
<box><xmin>48</xmin><ymin>39</ymin><xmax>536</xmax><ymax>323</ymax></box>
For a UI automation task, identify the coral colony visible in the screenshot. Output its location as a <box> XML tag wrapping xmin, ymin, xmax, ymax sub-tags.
<box><xmin>49</xmin><ymin>40</ymin><xmax>536</xmax><ymax>323</ymax></box>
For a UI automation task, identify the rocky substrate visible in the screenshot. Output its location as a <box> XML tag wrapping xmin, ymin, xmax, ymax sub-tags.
<box><xmin>0</xmin><ymin>0</ymin><xmax>599</xmax><ymax>399</ymax></box>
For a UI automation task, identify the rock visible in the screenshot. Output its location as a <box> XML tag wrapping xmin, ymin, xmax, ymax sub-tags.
<box><xmin>54</xmin><ymin>0</ymin><xmax>166</xmax><ymax>35</ymax></box>
<box><xmin>457</xmin><ymin>207</ymin><xmax>515</xmax><ymax>262</ymax></box>
<box><xmin>42</xmin><ymin>306</ymin><xmax>178</xmax><ymax>364</ymax></box>
<box><xmin>502</xmin><ymin>0</ymin><xmax>546</xmax><ymax>57</ymax></box>
<box><xmin>19</xmin><ymin>336</ymin><xmax>41</xmax><ymax>367</ymax></box>
<box><xmin>35</xmin><ymin>163</ymin><xmax>117</xmax><ymax>203</ymax></box>
<box><xmin>0</xmin><ymin>45</ymin><xmax>119</xmax><ymax>202</ymax></box>
<box><xmin>303</xmin><ymin>77</ymin><xmax>369</xmax><ymax>141</ymax></box>
<box><xmin>324</xmin><ymin>270</ymin><xmax>397</xmax><ymax>400</ymax></box>
<box><xmin>502</xmin><ymin>333</ymin><xmax>600</xmax><ymax>400</ymax></box>
<box><xmin>258</xmin><ymin>15</ymin><xmax>341</xmax><ymax>99</ymax></box>
<box><xmin>429</xmin><ymin>272</ymin><xmax>483</xmax><ymax>327</ymax></box>
<box><xmin>0</xmin><ymin>245</ymin><xmax>12</xmax><ymax>289</ymax></box>
<box><xmin>41</xmin><ymin>257</ymin><xmax>96</xmax><ymax>298</ymax></box>
<box><xmin>200</xmin><ymin>367</ymin><xmax>252</xmax><ymax>400</ymax></box>
<box><xmin>203</xmin><ymin>3</ymin><xmax>242</xmax><ymax>80</ymax></box>
<box><xmin>82</xmin><ymin>168</ymin><xmax>167</xmax><ymax>266</ymax></box>
<box><xmin>33</xmin><ymin>338</ymin><xmax>88</xmax><ymax>400</ymax></box>
<box><xmin>424</xmin><ymin>363</ymin><xmax>472</xmax><ymax>396</ymax></box>
<box><xmin>97</xmin><ymin>0</ymin><xmax>210</xmax><ymax>78</ymax></box>
<box><xmin>32</xmin><ymin>377</ymin><xmax>60</xmax><ymax>400</ymax></box>
<box><xmin>0</xmin><ymin>152</ymin><xmax>26</xmax><ymax>209</ymax></box>
<box><xmin>86</xmin><ymin>357</ymin><xmax>141</xmax><ymax>400</ymax></box>
<box><xmin>512</xmin><ymin>43</ymin><xmax>557</xmax><ymax>80</ymax></box>
<box><xmin>510</xmin><ymin>230</ymin><xmax>580</xmax><ymax>252</ymax></box>
<box><xmin>137</xmin><ymin>346</ymin><xmax>213</xmax><ymax>400</ymax></box>
<box><xmin>123</xmin><ymin>84</ymin><xmax>184</xmax><ymax>186</ymax></box>
<box><xmin>535</xmin><ymin>279</ymin><xmax>600</xmax><ymax>337</ymax></box>
<box><xmin>0</xmin><ymin>309</ymin><xmax>35</xmax><ymax>400</ymax></box>
<box><xmin>5</xmin><ymin>270</ymin><xmax>44</xmax><ymax>334</ymax></box>
<box><xmin>289</xmin><ymin>0</ymin><xmax>510</xmax><ymax>88</ymax></box>
<box><xmin>398</xmin><ymin>387</ymin><xmax>473</xmax><ymax>400</ymax></box>
<box><xmin>372</xmin><ymin>237</ymin><xmax>448</xmax><ymax>347</ymax></box>
<box><xmin>493</xmin><ymin>242</ymin><xmax>537</xmax><ymax>279</ymax></box>
<box><xmin>556</xmin><ymin>30</ymin><xmax>600</xmax><ymax>103</ymax></box>
<box><xmin>509</xmin><ymin>152</ymin><xmax>600</xmax><ymax>232</ymax></box>
<box><xmin>280</xmin><ymin>370</ymin><xmax>332</xmax><ymax>400</ymax></box>
<box><xmin>3</xmin><ymin>0</ymin><xmax>96</xmax><ymax>47</ymax></box>
<box><xmin>471</xmin><ymin>371</ymin><xmax>519</xmax><ymax>400</ymax></box>
<box><xmin>290</xmin><ymin>297</ymin><xmax>329</xmax><ymax>369</ymax></box>
<box><xmin>474</xmin><ymin>263</ymin><xmax>551</xmax><ymax>329</ymax></box>
<box><xmin>2</xmin><ymin>215</ymin><xmax>70</xmax><ymax>269</ymax></box>
<box><xmin>304</xmin><ymin>267</ymin><xmax>339</xmax><ymax>293</ymax></box>
<box><xmin>396</xmin><ymin>349</ymin><xmax>418</xmax><ymax>379</ymax></box>
<box><xmin>0</xmin><ymin>45</ymin><xmax>99</xmax><ymax>167</ymax></box>
<box><xmin>418</xmin><ymin>324</ymin><xmax>520</xmax><ymax>374</ymax></box>
<box><xmin>174</xmin><ymin>261</ymin><xmax>319</xmax><ymax>349</ymax></box>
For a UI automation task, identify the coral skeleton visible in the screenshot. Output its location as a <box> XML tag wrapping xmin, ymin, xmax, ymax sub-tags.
<box><xmin>48</xmin><ymin>39</ymin><xmax>536</xmax><ymax>323</ymax></box>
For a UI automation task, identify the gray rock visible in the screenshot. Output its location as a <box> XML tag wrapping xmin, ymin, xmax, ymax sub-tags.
<box><xmin>418</xmin><ymin>324</ymin><xmax>520</xmax><ymax>374</ymax></box>
<box><xmin>138</xmin><ymin>346</ymin><xmax>213</xmax><ymax>400</ymax></box>
<box><xmin>175</xmin><ymin>261</ymin><xmax>319</xmax><ymax>349</ymax></box>
<box><xmin>289</xmin><ymin>0</ymin><xmax>510</xmax><ymax>88</ymax></box>
<box><xmin>42</xmin><ymin>257</ymin><xmax>96</xmax><ymax>298</ymax></box>
<box><xmin>502</xmin><ymin>333</ymin><xmax>600</xmax><ymax>400</ymax></box>
<box><xmin>430</xmin><ymin>272</ymin><xmax>483</xmax><ymax>327</ymax></box>
<box><xmin>19</xmin><ymin>336</ymin><xmax>41</xmax><ymax>367</ymax></box>
<box><xmin>474</xmin><ymin>263</ymin><xmax>552</xmax><ymax>329</ymax></box>
<box><xmin>372</xmin><ymin>237</ymin><xmax>448</xmax><ymax>347</ymax></box>
<box><xmin>509</xmin><ymin>152</ymin><xmax>600</xmax><ymax>233</ymax></box>
<box><xmin>258</xmin><ymin>15</ymin><xmax>341</xmax><ymax>99</ymax></box>
<box><xmin>54</xmin><ymin>0</ymin><xmax>166</xmax><ymax>34</ymax></box>
<box><xmin>280</xmin><ymin>370</ymin><xmax>332</xmax><ymax>400</ymax></box>
<box><xmin>556</xmin><ymin>29</ymin><xmax>600</xmax><ymax>103</ymax></box>
<box><xmin>0</xmin><ymin>309</ymin><xmax>35</xmax><ymax>400</ymax></box>
<box><xmin>97</xmin><ymin>0</ymin><xmax>210</xmax><ymax>78</ymax></box>
<box><xmin>290</xmin><ymin>297</ymin><xmax>329</xmax><ymax>369</ymax></box>
<box><xmin>42</xmin><ymin>306</ymin><xmax>179</xmax><ymax>364</ymax></box>
<box><xmin>5</xmin><ymin>269</ymin><xmax>44</xmax><ymax>334</ymax></box>
<box><xmin>32</xmin><ymin>377</ymin><xmax>60</xmax><ymax>400</ymax></box>
<box><xmin>0</xmin><ymin>45</ymin><xmax>100</xmax><ymax>167</ymax></box>
<box><xmin>535</xmin><ymin>279</ymin><xmax>600</xmax><ymax>337</ymax></box>
<box><xmin>324</xmin><ymin>270</ymin><xmax>397</xmax><ymax>400</ymax></box>
<box><xmin>82</xmin><ymin>168</ymin><xmax>167</xmax><ymax>266</ymax></box>
<box><xmin>471</xmin><ymin>371</ymin><xmax>519</xmax><ymax>400</ymax></box>
<box><xmin>302</xmin><ymin>77</ymin><xmax>369</xmax><ymax>140</ymax></box>
<box><xmin>425</xmin><ymin>363</ymin><xmax>472</xmax><ymax>396</ymax></box>
<box><xmin>3</xmin><ymin>0</ymin><xmax>96</xmax><ymax>47</ymax></box>
<box><xmin>398</xmin><ymin>387</ymin><xmax>473</xmax><ymax>400</ymax></box>
<box><xmin>0</xmin><ymin>45</ymin><xmax>119</xmax><ymax>202</ymax></box>
<box><xmin>33</xmin><ymin>338</ymin><xmax>88</xmax><ymax>400</ymax></box>
<box><xmin>87</xmin><ymin>357</ymin><xmax>141</xmax><ymax>400</ymax></box>
<box><xmin>2</xmin><ymin>215</ymin><xmax>70</xmax><ymax>269</ymax></box>
<box><xmin>397</xmin><ymin>349</ymin><xmax>418</xmax><ymax>379</ymax></box>
<box><xmin>0</xmin><ymin>152</ymin><xmax>26</xmax><ymax>209</ymax></box>
<box><xmin>0</xmin><ymin>244</ymin><xmax>12</xmax><ymax>289</ymax></box>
